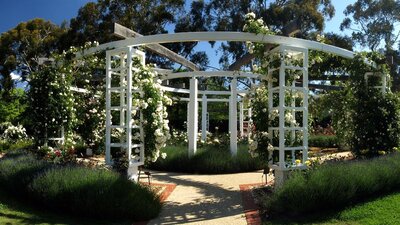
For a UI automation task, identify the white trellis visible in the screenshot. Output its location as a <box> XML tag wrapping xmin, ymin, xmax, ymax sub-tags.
<box><xmin>159</xmin><ymin>71</ymin><xmax>255</xmax><ymax>157</ymax></box>
<box><xmin>267</xmin><ymin>45</ymin><xmax>309</xmax><ymax>187</ymax></box>
<box><xmin>47</xmin><ymin>126</ymin><xmax>65</xmax><ymax>146</ymax></box>
<box><xmin>364</xmin><ymin>72</ymin><xmax>388</xmax><ymax>93</ymax></box>
<box><xmin>78</xmin><ymin>31</ymin><xmax>356</xmax><ymax>186</ymax></box>
<box><xmin>105</xmin><ymin>47</ymin><xmax>145</xmax><ymax>181</ymax></box>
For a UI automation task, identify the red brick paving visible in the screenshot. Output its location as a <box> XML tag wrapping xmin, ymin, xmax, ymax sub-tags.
<box><xmin>239</xmin><ymin>183</ymin><xmax>264</xmax><ymax>225</ymax></box>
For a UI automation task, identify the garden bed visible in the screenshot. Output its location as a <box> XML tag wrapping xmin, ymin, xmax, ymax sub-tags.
<box><xmin>0</xmin><ymin>151</ymin><xmax>162</xmax><ymax>221</ymax></box>
<box><xmin>147</xmin><ymin>144</ymin><xmax>266</xmax><ymax>174</ymax></box>
<box><xmin>253</xmin><ymin>153</ymin><xmax>400</xmax><ymax>220</ymax></box>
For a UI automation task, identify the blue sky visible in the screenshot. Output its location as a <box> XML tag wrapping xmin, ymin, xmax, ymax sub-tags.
<box><xmin>0</xmin><ymin>0</ymin><xmax>355</xmax><ymax>70</ymax></box>
<box><xmin>0</xmin><ymin>0</ymin><xmax>94</xmax><ymax>33</ymax></box>
<box><xmin>0</xmin><ymin>0</ymin><xmax>353</xmax><ymax>34</ymax></box>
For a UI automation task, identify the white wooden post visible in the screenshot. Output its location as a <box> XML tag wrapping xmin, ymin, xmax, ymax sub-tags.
<box><xmin>188</xmin><ymin>78</ymin><xmax>198</xmax><ymax>157</ymax></box>
<box><xmin>105</xmin><ymin>51</ymin><xmax>112</xmax><ymax>165</ymax></box>
<box><xmin>126</xmin><ymin>47</ymin><xmax>133</xmax><ymax>173</ymax></box>
<box><xmin>239</xmin><ymin>101</ymin><xmax>244</xmax><ymax>138</ymax></box>
<box><xmin>303</xmin><ymin>50</ymin><xmax>309</xmax><ymax>164</ymax></box>
<box><xmin>105</xmin><ymin>48</ymin><xmax>145</xmax><ymax>182</ymax></box>
<box><xmin>267</xmin><ymin>45</ymin><xmax>309</xmax><ymax>188</ymax></box>
<box><xmin>230</xmin><ymin>78</ymin><xmax>238</xmax><ymax>156</ymax></box>
<box><xmin>201</xmin><ymin>94</ymin><xmax>208</xmax><ymax>141</ymax></box>
<box><xmin>382</xmin><ymin>74</ymin><xmax>387</xmax><ymax>93</ymax></box>
<box><xmin>248</xmin><ymin>107</ymin><xmax>253</xmax><ymax>142</ymax></box>
<box><xmin>278</xmin><ymin>50</ymin><xmax>286</xmax><ymax>169</ymax></box>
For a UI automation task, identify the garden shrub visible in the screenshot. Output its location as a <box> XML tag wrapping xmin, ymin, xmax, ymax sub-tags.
<box><xmin>0</xmin><ymin>140</ymin><xmax>10</xmax><ymax>152</ymax></box>
<box><xmin>0</xmin><ymin>153</ymin><xmax>162</xmax><ymax>221</ymax></box>
<box><xmin>0</xmin><ymin>89</ymin><xmax>27</xmax><ymax>124</ymax></box>
<box><xmin>30</xmin><ymin>167</ymin><xmax>162</xmax><ymax>220</ymax></box>
<box><xmin>0</xmin><ymin>152</ymin><xmax>51</xmax><ymax>196</ymax></box>
<box><xmin>330</xmin><ymin>53</ymin><xmax>400</xmax><ymax>157</ymax></box>
<box><xmin>0</xmin><ymin>139</ymin><xmax>33</xmax><ymax>152</ymax></box>
<box><xmin>263</xmin><ymin>153</ymin><xmax>400</xmax><ymax>217</ymax></box>
<box><xmin>309</xmin><ymin>135</ymin><xmax>338</xmax><ymax>148</ymax></box>
<box><xmin>0</xmin><ymin>124</ymin><xmax>28</xmax><ymax>142</ymax></box>
<box><xmin>149</xmin><ymin>144</ymin><xmax>266</xmax><ymax>174</ymax></box>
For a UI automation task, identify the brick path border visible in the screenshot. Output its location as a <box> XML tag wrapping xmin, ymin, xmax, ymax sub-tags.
<box><xmin>239</xmin><ymin>183</ymin><xmax>264</xmax><ymax>225</ymax></box>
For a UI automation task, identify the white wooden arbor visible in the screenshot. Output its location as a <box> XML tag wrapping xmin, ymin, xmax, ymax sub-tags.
<box><xmin>158</xmin><ymin>70</ymin><xmax>258</xmax><ymax>156</ymax></box>
<box><xmin>81</xmin><ymin>31</ymin><xmax>359</xmax><ymax>185</ymax></box>
<box><xmin>105</xmin><ymin>47</ymin><xmax>146</xmax><ymax>181</ymax></box>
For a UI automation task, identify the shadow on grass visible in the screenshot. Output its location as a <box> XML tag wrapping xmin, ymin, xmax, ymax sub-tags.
<box><xmin>264</xmin><ymin>210</ymin><xmax>343</xmax><ymax>225</ymax></box>
<box><xmin>0</xmin><ymin>188</ymin><xmax>134</xmax><ymax>225</ymax></box>
<box><xmin>263</xmin><ymin>191</ymin><xmax>400</xmax><ymax>225</ymax></box>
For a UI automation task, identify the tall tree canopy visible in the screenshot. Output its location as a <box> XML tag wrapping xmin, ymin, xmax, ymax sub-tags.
<box><xmin>66</xmin><ymin>0</ymin><xmax>190</xmax><ymax>68</ymax></box>
<box><xmin>341</xmin><ymin>0</ymin><xmax>400</xmax><ymax>90</ymax></box>
<box><xmin>205</xmin><ymin>0</ymin><xmax>336</xmax><ymax>67</ymax></box>
<box><xmin>68</xmin><ymin>0</ymin><xmax>184</xmax><ymax>46</ymax></box>
<box><xmin>265</xmin><ymin>0</ymin><xmax>335</xmax><ymax>36</ymax></box>
<box><xmin>0</xmin><ymin>19</ymin><xmax>66</xmax><ymax>98</ymax></box>
<box><xmin>341</xmin><ymin>0</ymin><xmax>400</xmax><ymax>51</ymax></box>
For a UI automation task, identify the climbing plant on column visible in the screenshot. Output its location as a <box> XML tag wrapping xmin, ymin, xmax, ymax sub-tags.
<box><xmin>332</xmin><ymin>52</ymin><xmax>400</xmax><ymax>157</ymax></box>
<box><xmin>71</xmin><ymin>42</ymin><xmax>106</xmax><ymax>153</ymax></box>
<box><xmin>244</xmin><ymin>12</ymin><xmax>274</xmax><ymax>161</ymax></box>
<box><xmin>130</xmin><ymin>59</ymin><xmax>172</xmax><ymax>163</ymax></box>
<box><xmin>27</xmin><ymin>53</ymin><xmax>75</xmax><ymax>147</ymax></box>
<box><xmin>28</xmin><ymin>42</ymin><xmax>171</xmax><ymax>166</ymax></box>
<box><xmin>244</xmin><ymin>13</ymin><xmax>304</xmax><ymax>164</ymax></box>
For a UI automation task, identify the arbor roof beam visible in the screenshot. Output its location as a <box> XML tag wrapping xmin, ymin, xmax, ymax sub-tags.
<box><xmin>228</xmin><ymin>20</ymin><xmax>301</xmax><ymax>71</ymax></box>
<box><xmin>308</xmin><ymin>84</ymin><xmax>343</xmax><ymax>90</ymax></box>
<box><xmin>161</xmin><ymin>71</ymin><xmax>260</xmax><ymax>80</ymax></box>
<box><xmin>113</xmin><ymin>23</ymin><xmax>200</xmax><ymax>71</ymax></box>
<box><xmin>81</xmin><ymin>32</ymin><xmax>355</xmax><ymax>60</ymax></box>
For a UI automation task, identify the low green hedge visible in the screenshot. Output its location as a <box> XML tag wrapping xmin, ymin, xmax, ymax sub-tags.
<box><xmin>0</xmin><ymin>152</ymin><xmax>51</xmax><ymax>196</ymax></box>
<box><xmin>263</xmin><ymin>153</ymin><xmax>400</xmax><ymax>217</ymax></box>
<box><xmin>0</xmin><ymin>152</ymin><xmax>162</xmax><ymax>221</ymax></box>
<box><xmin>0</xmin><ymin>139</ymin><xmax>33</xmax><ymax>152</ymax></box>
<box><xmin>309</xmin><ymin>135</ymin><xmax>338</xmax><ymax>148</ymax></box>
<box><xmin>148</xmin><ymin>144</ymin><xmax>266</xmax><ymax>174</ymax></box>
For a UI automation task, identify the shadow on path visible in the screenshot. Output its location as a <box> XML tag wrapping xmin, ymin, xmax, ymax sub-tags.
<box><xmin>149</xmin><ymin>172</ymin><xmax>246</xmax><ymax>225</ymax></box>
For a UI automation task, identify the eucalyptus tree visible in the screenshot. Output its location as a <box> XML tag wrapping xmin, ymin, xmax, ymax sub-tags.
<box><xmin>341</xmin><ymin>0</ymin><xmax>400</xmax><ymax>51</ymax></box>
<box><xmin>205</xmin><ymin>0</ymin><xmax>336</xmax><ymax>67</ymax></box>
<box><xmin>0</xmin><ymin>19</ymin><xmax>66</xmax><ymax>99</ymax></box>
<box><xmin>66</xmin><ymin>0</ymin><xmax>185</xmax><ymax>68</ymax></box>
<box><xmin>341</xmin><ymin>0</ymin><xmax>400</xmax><ymax>90</ymax></box>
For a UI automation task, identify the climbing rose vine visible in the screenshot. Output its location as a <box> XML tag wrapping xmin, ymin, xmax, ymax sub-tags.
<box><xmin>28</xmin><ymin>42</ymin><xmax>171</xmax><ymax>166</ymax></box>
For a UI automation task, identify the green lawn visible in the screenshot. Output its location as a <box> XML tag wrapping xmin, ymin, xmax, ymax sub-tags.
<box><xmin>2</xmin><ymin>181</ymin><xmax>400</xmax><ymax>225</ymax></box>
<box><xmin>266</xmin><ymin>192</ymin><xmax>400</xmax><ymax>225</ymax></box>
<box><xmin>0</xmin><ymin>189</ymin><xmax>134</xmax><ymax>225</ymax></box>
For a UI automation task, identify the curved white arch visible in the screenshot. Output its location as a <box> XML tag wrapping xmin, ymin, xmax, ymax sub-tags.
<box><xmin>161</xmin><ymin>71</ymin><xmax>260</xmax><ymax>80</ymax></box>
<box><xmin>81</xmin><ymin>32</ymin><xmax>354</xmax><ymax>59</ymax></box>
<box><xmin>160</xmin><ymin>86</ymin><xmax>249</xmax><ymax>95</ymax></box>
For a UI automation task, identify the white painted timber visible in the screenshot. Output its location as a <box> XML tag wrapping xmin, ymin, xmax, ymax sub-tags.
<box><xmin>105</xmin><ymin>47</ymin><xmax>146</xmax><ymax>179</ymax></box>
<box><xmin>201</xmin><ymin>94</ymin><xmax>208</xmax><ymax>141</ymax></box>
<box><xmin>160</xmin><ymin>86</ymin><xmax>248</xmax><ymax>95</ymax></box>
<box><xmin>267</xmin><ymin>45</ymin><xmax>309</xmax><ymax>188</ymax></box>
<box><xmin>229</xmin><ymin>78</ymin><xmax>238</xmax><ymax>156</ymax></box>
<box><xmin>105</xmin><ymin>50</ymin><xmax>112</xmax><ymax>165</ymax></box>
<box><xmin>179</xmin><ymin>97</ymin><xmax>236</xmax><ymax>102</ymax></box>
<box><xmin>188</xmin><ymin>78</ymin><xmax>198</xmax><ymax>157</ymax></box>
<box><xmin>161</xmin><ymin>71</ymin><xmax>260</xmax><ymax>80</ymax></box>
<box><xmin>113</xmin><ymin>23</ymin><xmax>200</xmax><ymax>71</ymax></box>
<box><xmin>80</xmin><ymin>32</ymin><xmax>355</xmax><ymax>59</ymax></box>
<box><xmin>239</xmin><ymin>102</ymin><xmax>244</xmax><ymax>138</ymax></box>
